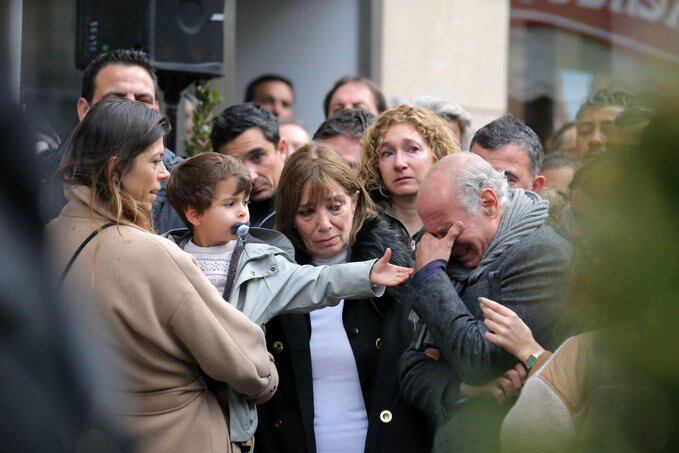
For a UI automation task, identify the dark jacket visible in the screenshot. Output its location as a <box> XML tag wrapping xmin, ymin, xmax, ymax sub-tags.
<box><xmin>152</xmin><ymin>147</ymin><xmax>186</xmax><ymax>233</ymax></box>
<box><xmin>400</xmin><ymin>224</ymin><xmax>572</xmax><ymax>452</ymax></box>
<box><xmin>37</xmin><ymin>140</ymin><xmax>185</xmax><ymax>233</ymax></box>
<box><xmin>372</xmin><ymin>192</ymin><xmax>423</xmax><ymax>254</ymax></box>
<box><xmin>249</xmin><ymin>197</ymin><xmax>276</xmax><ymax>229</ymax></box>
<box><xmin>255</xmin><ymin>215</ymin><xmax>432</xmax><ymax>453</ymax></box>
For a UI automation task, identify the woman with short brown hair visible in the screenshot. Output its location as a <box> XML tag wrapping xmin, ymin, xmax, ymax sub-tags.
<box><xmin>256</xmin><ymin>142</ymin><xmax>431</xmax><ymax>453</ymax></box>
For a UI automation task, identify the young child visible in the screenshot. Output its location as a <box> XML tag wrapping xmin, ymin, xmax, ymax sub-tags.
<box><xmin>165</xmin><ymin>152</ymin><xmax>412</xmax><ymax>446</ymax></box>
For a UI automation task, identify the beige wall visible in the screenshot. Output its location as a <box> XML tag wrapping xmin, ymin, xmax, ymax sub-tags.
<box><xmin>378</xmin><ymin>0</ymin><xmax>509</xmax><ymax>131</ymax></box>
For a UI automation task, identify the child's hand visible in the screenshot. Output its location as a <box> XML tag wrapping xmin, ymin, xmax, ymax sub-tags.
<box><xmin>369</xmin><ymin>248</ymin><xmax>414</xmax><ymax>286</ymax></box>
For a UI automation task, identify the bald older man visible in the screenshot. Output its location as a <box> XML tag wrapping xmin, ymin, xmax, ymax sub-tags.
<box><xmin>399</xmin><ymin>153</ymin><xmax>572</xmax><ymax>452</ymax></box>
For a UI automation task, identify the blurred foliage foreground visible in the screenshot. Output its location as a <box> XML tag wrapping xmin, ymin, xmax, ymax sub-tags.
<box><xmin>467</xmin><ymin>84</ymin><xmax>679</xmax><ymax>452</ymax></box>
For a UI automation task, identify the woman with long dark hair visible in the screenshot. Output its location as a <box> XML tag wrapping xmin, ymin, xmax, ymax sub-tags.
<box><xmin>47</xmin><ymin>98</ymin><xmax>276</xmax><ymax>452</ymax></box>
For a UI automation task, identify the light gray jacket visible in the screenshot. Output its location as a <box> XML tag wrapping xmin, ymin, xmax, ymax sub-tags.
<box><xmin>164</xmin><ymin>227</ymin><xmax>384</xmax><ymax>443</ymax></box>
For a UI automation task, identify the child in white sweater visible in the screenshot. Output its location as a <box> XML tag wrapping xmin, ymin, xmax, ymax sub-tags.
<box><xmin>165</xmin><ymin>152</ymin><xmax>412</xmax><ymax>446</ymax></box>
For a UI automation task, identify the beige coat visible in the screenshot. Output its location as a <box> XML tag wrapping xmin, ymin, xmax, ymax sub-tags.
<box><xmin>46</xmin><ymin>186</ymin><xmax>278</xmax><ymax>452</ymax></box>
<box><xmin>500</xmin><ymin>332</ymin><xmax>595</xmax><ymax>452</ymax></box>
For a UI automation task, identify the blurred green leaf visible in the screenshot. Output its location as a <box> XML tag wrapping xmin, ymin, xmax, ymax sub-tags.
<box><xmin>184</xmin><ymin>83</ymin><xmax>222</xmax><ymax>156</ymax></box>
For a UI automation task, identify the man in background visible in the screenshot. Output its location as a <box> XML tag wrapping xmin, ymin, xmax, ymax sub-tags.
<box><xmin>575</xmin><ymin>89</ymin><xmax>635</xmax><ymax>159</ymax></box>
<box><xmin>279</xmin><ymin>119</ymin><xmax>310</xmax><ymax>156</ymax></box>
<box><xmin>323</xmin><ymin>75</ymin><xmax>386</xmax><ymax>118</ymax></box>
<box><xmin>540</xmin><ymin>153</ymin><xmax>580</xmax><ymax>200</ymax></box>
<box><xmin>211</xmin><ymin>103</ymin><xmax>286</xmax><ymax>229</ymax></box>
<box><xmin>471</xmin><ymin>114</ymin><xmax>545</xmax><ymax>193</ymax></box>
<box><xmin>313</xmin><ymin>108</ymin><xmax>376</xmax><ymax>172</ymax></box>
<box><xmin>414</xmin><ymin>96</ymin><xmax>473</xmax><ymax>151</ymax></box>
<box><xmin>36</xmin><ymin>48</ymin><xmax>184</xmax><ymax>233</ymax></box>
<box><xmin>244</xmin><ymin>74</ymin><xmax>295</xmax><ymax>120</ymax></box>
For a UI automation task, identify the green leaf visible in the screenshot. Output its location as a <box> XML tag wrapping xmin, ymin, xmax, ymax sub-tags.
<box><xmin>184</xmin><ymin>82</ymin><xmax>222</xmax><ymax>156</ymax></box>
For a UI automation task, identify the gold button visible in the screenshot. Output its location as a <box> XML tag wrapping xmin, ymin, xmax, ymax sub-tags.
<box><xmin>272</xmin><ymin>341</ymin><xmax>284</xmax><ymax>354</ymax></box>
<box><xmin>380</xmin><ymin>410</ymin><xmax>392</xmax><ymax>423</ymax></box>
<box><xmin>273</xmin><ymin>419</ymin><xmax>283</xmax><ymax>430</ymax></box>
<box><xmin>375</xmin><ymin>338</ymin><xmax>383</xmax><ymax>350</ymax></box>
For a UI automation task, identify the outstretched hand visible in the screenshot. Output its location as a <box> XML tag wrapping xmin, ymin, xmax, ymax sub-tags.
<box><xmin>369</xmin><ymin>248</ymin><xmax>414</xmax><ymax>286</ymax></box>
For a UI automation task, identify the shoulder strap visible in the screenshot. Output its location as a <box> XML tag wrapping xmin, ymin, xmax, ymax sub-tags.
<box><xmin>60</xmin><ymin>222</ymin><xmax>116</xmax><ymax>284</ymax></box>
<box><xmin>222</xmin><ymin>237</ymin><xmax>247</xmax><ymax>301</ymax></box>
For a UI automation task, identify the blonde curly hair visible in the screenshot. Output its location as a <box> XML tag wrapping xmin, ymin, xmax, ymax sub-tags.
<box><xmin>358</xmin><ymin>104</ymin><xmax>461</xmax><ymax>200</ymax></box>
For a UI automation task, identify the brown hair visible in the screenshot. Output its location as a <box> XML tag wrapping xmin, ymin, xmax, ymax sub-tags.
<box><xmin>275</xmin><ymin>142</ymin><xmax>374</xmax><ymax>252</ymax></box>
<box><xmin>358</xmin><ymin>104</ymin><xmax>461</xmax><ymax>201</ymax></box>
<box><xmin>59</xmin><ymin>98</ymin><xmax>170</xmax><ymax>232</ymax></box>
<box><xmin>167</xmin><ymin>152</ymin><xmax>252</xmax><ymax>230</ymax></box>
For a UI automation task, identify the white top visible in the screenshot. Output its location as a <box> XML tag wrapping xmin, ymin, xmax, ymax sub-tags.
<box><xmin>310</xmin><ymin>250</ymin><xmax>368</xmax><ymax>453</ymax></box>
<box><xmin>183</xmin><ymin>239</ymin><xmax>237</xmax><ymax>295</ymax></box>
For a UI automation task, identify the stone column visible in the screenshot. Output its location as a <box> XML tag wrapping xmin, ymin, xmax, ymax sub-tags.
<box><xmin>377</xmin><ymin>0</ymin><xmax>509</xmax><ymax>130</ymax></box>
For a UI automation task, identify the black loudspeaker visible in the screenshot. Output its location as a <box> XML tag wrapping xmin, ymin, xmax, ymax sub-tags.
<box><xmin>75</xmin><ymin>0</ymin><xmax>225</xmax><ymax>78</ymax></box>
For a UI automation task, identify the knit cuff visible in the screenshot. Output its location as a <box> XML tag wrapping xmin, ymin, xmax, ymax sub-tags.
<box><xmin>412</xmin><ymin>259</ymin><xmax>447</xmax><ymax>287</ymax></box>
